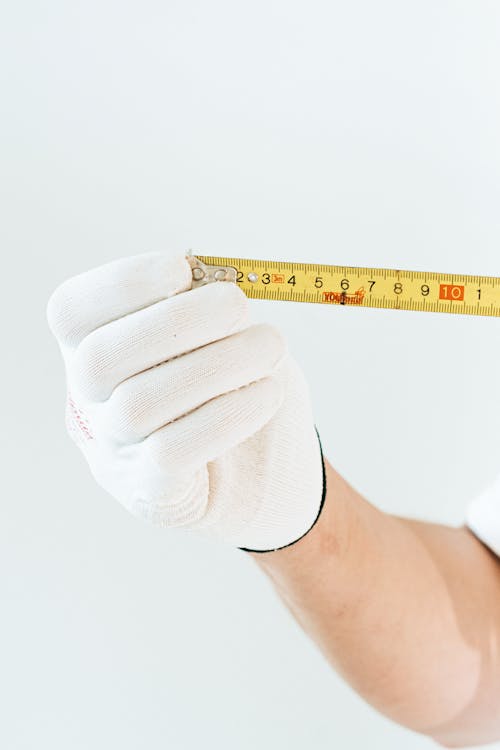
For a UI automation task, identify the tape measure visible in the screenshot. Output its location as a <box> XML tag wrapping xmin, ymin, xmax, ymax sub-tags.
<box><xmin>189</xmin><ymin>254</ymin><xmax>500</xmax><ymax>318</ymax></box>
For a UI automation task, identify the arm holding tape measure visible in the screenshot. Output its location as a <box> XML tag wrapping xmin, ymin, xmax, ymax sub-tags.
<box><xmin>48</xmin><ymin>251</ymin><xmax>500</xmax><ymax>747</ymax></box>
<box><xmin>253</xmin><ymin>465</ymin><xmax>500</xmax><ymax>747</ymax></box>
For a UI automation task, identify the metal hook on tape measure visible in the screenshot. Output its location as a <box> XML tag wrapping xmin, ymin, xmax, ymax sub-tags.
<box><xmin>186</xmin><ymin>251</ymin><xmax>238</xmax><ymax>288</ymax></box>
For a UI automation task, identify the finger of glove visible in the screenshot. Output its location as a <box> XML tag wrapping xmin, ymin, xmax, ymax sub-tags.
<box><xmin>71</xmin><ymin>281</ymin><xmax>250</xmax><ymax>402</ymax></box>
<box><xmin>47</xmin><ymin>251</ymin><xmax>192</xmax><ymax>349</ymax></box>
<box><xmin>143</xmin><ymin>375</ymin><xmax>285</xmax><ymax>474</ymax></box>
<box><xmin>105</xmin><ymin>323</ymin><xmax>287</xmax><ymax>443</ymax></box>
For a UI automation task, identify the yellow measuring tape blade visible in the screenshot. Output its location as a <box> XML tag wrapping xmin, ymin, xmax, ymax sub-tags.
<box><xmin>197</xmin><ymin>255</ymin><xmax>500</xmax><ymax>318</ymax></box>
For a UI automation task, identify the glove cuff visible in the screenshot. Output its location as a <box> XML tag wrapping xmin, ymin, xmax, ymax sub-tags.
<box><xmin>239</xmin><ymin>426</ymin><xmax>327</xmax><ymax>554</ymax></box>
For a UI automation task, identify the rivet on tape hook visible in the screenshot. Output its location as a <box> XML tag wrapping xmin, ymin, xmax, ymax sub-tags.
<box><xmin>186</xmin><ymin>250</ymin><xmax>238</xmax><ymax>288</ymax></box>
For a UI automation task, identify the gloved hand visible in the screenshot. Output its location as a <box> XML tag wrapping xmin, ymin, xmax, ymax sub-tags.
<box><xmin>47</xmin><ymin>251</ymin><xmax>325</xmax><ymax>551</ymax></box>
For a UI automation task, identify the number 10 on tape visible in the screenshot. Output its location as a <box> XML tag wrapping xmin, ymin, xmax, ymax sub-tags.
<box><xmin>439</xmin><ymin>284</ymin><xmax>465</xmax><ymax>302</ymax></box>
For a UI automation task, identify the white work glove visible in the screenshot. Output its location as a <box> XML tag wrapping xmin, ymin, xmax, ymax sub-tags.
<box><xmin>47</xmin><ymin>251</ymin><xmax>325</xmax><ymax>551</ymax></box>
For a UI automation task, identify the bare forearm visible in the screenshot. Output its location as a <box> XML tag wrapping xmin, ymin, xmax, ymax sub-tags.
<box><xmin>251</xmin><ymin>460</ymin><xmax>500</xmax><ymax>747</ymax></box>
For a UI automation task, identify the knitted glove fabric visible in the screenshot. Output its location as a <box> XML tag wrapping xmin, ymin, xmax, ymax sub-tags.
<box><xmin>47</xmin><ymin>251</ymin><xmax>325</xmax><ymax>551</ymax></box>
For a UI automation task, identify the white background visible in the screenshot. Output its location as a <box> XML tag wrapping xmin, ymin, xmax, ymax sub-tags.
<box><xmin>1</xmin><ymin>1</ymin><xmax>500</xmax><ymax>748</ymax></box>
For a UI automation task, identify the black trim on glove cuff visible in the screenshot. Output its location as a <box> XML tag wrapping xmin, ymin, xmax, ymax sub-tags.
<box><xmin>239</xmin><ymin>426</ymin><xmax>327</xmax><ymax>554</ymax></box>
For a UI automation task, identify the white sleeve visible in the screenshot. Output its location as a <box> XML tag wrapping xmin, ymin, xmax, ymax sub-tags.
<box><xmin>465</xmin><ymin>473</ymin><xmax>500</xmax><ymax>557</ymax></box>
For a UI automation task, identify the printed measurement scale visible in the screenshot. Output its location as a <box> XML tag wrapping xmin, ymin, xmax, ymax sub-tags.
<box><xmin>188</xmin><ymin>254</ymin><xmax>500</xmax><ymax>318</ymax></box>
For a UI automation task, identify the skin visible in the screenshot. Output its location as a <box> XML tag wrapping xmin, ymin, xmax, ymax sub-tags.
<box><xmin>249</xmin><ymin>459</ymin><xmax>500</xmax><ymax>747</ymax></box>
